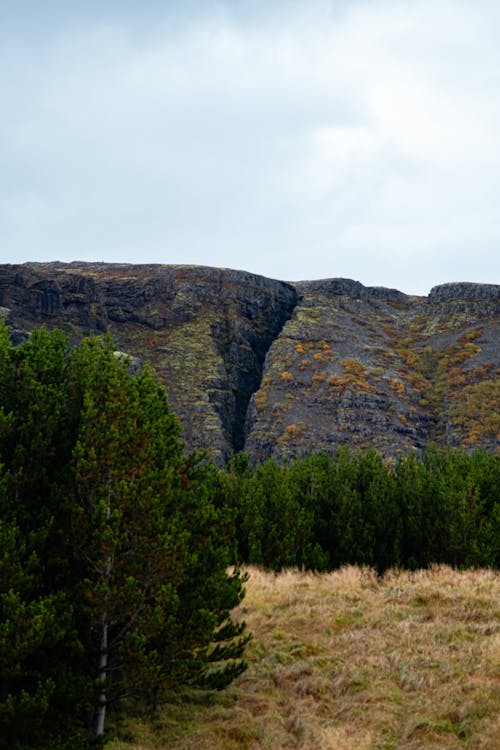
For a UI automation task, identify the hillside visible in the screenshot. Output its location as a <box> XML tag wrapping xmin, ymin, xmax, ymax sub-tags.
<box><xmin>107</xmin><ymin>565</ymin><xmax>500</xmax><ymax>750</ymax></box>
<box><xmin>0</xmin><ymin>262</ymin><xmax>498</xmax><ymax>461</ymax></box>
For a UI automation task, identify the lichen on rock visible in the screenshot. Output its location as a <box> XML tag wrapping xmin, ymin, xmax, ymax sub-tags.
<box><xmin>0</xmin><ymin>263</ymin><xmax>498</xmax><ymax>461</ymax></box>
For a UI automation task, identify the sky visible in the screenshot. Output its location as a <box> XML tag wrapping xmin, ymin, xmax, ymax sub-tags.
<box><xmin>1</xmin><ymin>0</ymin><xmax>499</xmax><ymax>295</ymax></box>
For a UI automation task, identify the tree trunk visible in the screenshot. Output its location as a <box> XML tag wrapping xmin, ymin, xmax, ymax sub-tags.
<box><xmin>95</xmin><ymin>616</ymin><xmax>108</xmax><ymax>736</ymax></box>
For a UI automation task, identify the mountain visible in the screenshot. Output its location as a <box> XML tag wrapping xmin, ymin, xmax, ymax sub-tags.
<box><xmin>1</xmin><ymin>262</ymin><xmax>498</xmax><ymax>462</ymax></box>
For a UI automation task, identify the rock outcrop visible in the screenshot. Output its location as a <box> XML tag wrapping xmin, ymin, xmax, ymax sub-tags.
<box><xmin>0</xmin><ymin>262</ymin><xmax>498</xmax><ymax>461</ymax></box>
<box><xmin>246</xmin><ymin>279</ymin><xmax>499</xmax><ymax>460</ymax></box>
<box><xmin>0</xmin><ymin>263</ymin><xmax>297</xmax><ymax>459</ymax></box>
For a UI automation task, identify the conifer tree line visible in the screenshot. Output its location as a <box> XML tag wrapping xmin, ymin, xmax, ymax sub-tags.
<box><xmin>0</xmin><ymin>324</ymin><xmax>498</xmax><ymax>748</ymax></box>
<box><xmin>219</xmin><ymin>444</ymin><xmax>499</xmax><ymax>572</ymax></box>
<box><xmin>0</xmin><ymin>324</ymin><xmax>248</xmax><ymax>750</ymax></box>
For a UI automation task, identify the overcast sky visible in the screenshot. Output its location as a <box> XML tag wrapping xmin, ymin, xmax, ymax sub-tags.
<box><xmin>1</xmin><ymin>0</ymin><xmax>499</xmax><ymax>294</ymax></box>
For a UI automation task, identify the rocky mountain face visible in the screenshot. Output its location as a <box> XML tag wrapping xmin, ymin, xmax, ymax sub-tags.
<box><xmin>1</xmin><ymin>262</ymin><xmax>498</xmax><ymax>462</ymax></box>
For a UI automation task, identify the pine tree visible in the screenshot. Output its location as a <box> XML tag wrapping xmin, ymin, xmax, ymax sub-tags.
<box><xmin>0</xmin><ymin>325</ymin><xmax>90</xmax><ymax>749</ymax></box>
<box><xmin>71</xmin><ymin>339</ymin><xmax>248</xmax><ymax>732</ymax></box>
<box><xmin>0</xmin><ymin>325</ymin><xmax>248</xmax><ymax>748</ymax></box>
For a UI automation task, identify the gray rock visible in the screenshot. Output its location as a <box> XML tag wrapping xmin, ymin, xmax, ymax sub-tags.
<box><xmin>0</xmin><ymin>262</ymin><xmax>497</xmax><ymax>461</ymax></box>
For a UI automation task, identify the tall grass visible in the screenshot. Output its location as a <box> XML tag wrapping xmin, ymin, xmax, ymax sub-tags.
<box><xmin>107</xmin><ymin>565</ymin><xmax>500</xmax><ymax>749</ymax></box>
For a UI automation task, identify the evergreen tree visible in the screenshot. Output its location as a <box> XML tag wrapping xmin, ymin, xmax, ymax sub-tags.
<box><xmin>228</xmin><ymin>446</ymin><xmax>499</xmax><ymax>574</ymax></box>
<box><xmin>355</xmin><ymin>449</ymin><xmax>400</xmax><ymax>571</ymax></box>
<box><xmin>0</xmin><ymin>325</ymin><xmax>248</xmax><ymax>748</ymax></box>
<box><xmin>0</xmin><ymin>325</ymin><xmax>89</xmax><ymax>749</ymax></box>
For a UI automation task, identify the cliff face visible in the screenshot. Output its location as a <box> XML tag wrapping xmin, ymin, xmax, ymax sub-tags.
<box><xmin>0</xmin><ymin>263</ymin><xmax>297</xmax><ymax>460</ymax></box>
<box><xmin>246</xmin><ymin>279</ymin><xmax>499</xmax><ymax>460</ymax></box>
<box><xmin>0</xmin><ymin>263</ymin><xmax>498</xmax><ymax>461</ymax></box>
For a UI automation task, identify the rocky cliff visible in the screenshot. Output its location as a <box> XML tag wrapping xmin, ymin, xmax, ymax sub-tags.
<box><xmin>0</xmin><ymin>262</ymin><xmax>498</xmax><ymax>461</ymax></box>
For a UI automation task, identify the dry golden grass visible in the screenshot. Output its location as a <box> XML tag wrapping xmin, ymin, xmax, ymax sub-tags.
<box><xmin>107</xmin><ymin>565</ymin><xmax>500</xmax><ymax>750</ymax></box>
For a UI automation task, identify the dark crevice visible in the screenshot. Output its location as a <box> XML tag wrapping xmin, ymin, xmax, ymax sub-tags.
<box><xmin>210</xmin><ymin>284</ymin><xmax>298</xmax><ymax>456</ymax></box>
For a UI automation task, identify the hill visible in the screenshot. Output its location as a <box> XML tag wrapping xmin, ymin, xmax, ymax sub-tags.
<box><xmin>0</xmin><ymin>262</ymin><xmax>498</xmax><ymax>461</ymax></box>
<box><xmin>107</xmin><ymin>565</ymin><xmax>500</xmax><ymax>750</ymax></box>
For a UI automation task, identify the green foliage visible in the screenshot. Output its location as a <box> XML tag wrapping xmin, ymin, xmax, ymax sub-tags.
<box><xmin>222</xmin><ymin>445</ymin><xmax>499</xmax><ymax>573</ymax></box>
<box><xmin>0</xmin><ymin>324</ymin><xmax>248</xmax><ymax>749</ymax></box>
<box><xmin>221</xmin><ymin>456</ymin><xmax>325</xmax><ymax>571</ymax></box>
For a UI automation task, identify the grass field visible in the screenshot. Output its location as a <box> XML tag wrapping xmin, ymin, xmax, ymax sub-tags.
<box><xmin>107</xmin><ymin>565</ymin><xmax>500</xmax><ymax>750</ymax></box>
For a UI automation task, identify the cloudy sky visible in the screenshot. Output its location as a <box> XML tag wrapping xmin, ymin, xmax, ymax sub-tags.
<box><xmin>1</xmin><ymin>0</ymin><xmax>499</xmax><ymax>294</ymax></box>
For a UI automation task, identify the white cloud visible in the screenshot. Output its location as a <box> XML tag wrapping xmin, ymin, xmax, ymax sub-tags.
<box><xmin>1</xmin><ymin>0</ymin><xmax>499</xmax><ymax>293</ymax></box>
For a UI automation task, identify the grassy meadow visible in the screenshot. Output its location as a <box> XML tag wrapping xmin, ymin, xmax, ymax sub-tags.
<box><xmin>107</xmin><ymin>565</ymin><xmax>500</xmax><ymax>750</ymax></box>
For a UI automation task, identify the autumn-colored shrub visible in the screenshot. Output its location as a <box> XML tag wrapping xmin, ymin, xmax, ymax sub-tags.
<box><xmin>390</xmin><ymin>378</ymin><xmax>406</xmax><ymax>397</ymax></box>
<box><xmin>328</xmin><ymin>375</ymin><xmax>345</xmax><ymax>390</ymax></box>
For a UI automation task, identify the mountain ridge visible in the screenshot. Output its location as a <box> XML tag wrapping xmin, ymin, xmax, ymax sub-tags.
<box><xmin>0</xmin><ymin>262</ymin><xmax>498</xmax><ymax>461</ymax></box>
